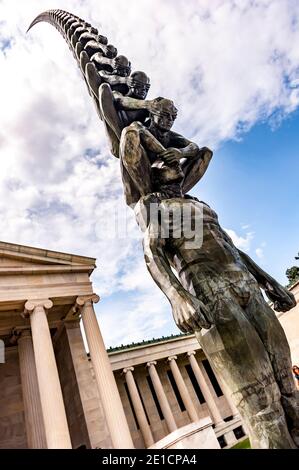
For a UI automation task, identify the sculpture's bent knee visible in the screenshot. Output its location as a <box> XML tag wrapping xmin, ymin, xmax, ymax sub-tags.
<box><xmin>99</xmin><ymin>82</ymin><xmax>112</xmax><ymax>99</ymax></box>
<box><xmin>98</xmin><ymin>82</ymin><xmax>113</xmax><ymax>112</ymax></box>
<box><xmin>120</xmin><ymin>124</ymin><xmax>142</xmax><ymax>166</ymax></box>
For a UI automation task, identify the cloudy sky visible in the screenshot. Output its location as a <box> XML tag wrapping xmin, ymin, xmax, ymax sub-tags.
<box><xmin>0</xmin><ymin>0</ymin><xmax>299</xmax><ymax>348</ymax></box>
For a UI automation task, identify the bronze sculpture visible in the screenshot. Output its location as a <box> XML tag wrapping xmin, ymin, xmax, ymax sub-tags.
<box><xmin>28</xmin><ymin>9</ymin><xmax>299</xmax><ymax>448</ymax></box>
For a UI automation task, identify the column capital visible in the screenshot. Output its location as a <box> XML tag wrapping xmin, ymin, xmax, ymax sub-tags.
<box><xmin>123</xmin><ymin>366</ymin><xmax>134</xmax><ymax>374</ymax></box>
<box><xmin>187</xmin><ymin>350</ymin><xmax>196</xmax><ymax>357</ymax></box>
<box><xmin>24</xmin><ymin>299</ymin><xmax>53</xmax><ymax>316</ymax></box>
<box><xmin>167</xmin><ymin>355</ymin><xmax>178</xmax><ymax>362</ymax></box>
<box><xmin>146</xmin><ymin>361</ymin><xmax>157</xmax><ymax>368</ymax></box>
<box><xmin>76</xmin><ymin>294</ymin><xmax>100</xmax><ymax>309</ymax></box>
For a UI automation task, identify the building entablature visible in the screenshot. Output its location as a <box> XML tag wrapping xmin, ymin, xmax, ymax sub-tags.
<box><xmin>0</xmin><ymin>241</ymin><xmax>96</xmax><ymax>339</ymax></box>
<box><xmin>108</xmin><ymin>334</ymin><xmax>204</xmax><ymax>371</ymax></box>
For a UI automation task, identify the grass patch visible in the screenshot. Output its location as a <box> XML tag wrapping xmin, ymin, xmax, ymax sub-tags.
<box><xmin>230</xmin><ymin>438</ymin><xmax>251</xmax><ymax>449</ymax></box>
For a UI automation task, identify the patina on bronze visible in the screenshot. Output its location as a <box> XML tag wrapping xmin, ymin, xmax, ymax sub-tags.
<box><xmin>28</xmin><ymin>9</ymin><xmax>299</xmax><ymax>448</ymax></box>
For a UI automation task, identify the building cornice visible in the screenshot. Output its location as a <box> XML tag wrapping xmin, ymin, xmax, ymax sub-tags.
<box><xmin>107</xmin><ymin>332</ymin><xmax>193</xmax><ymax>355</ymax></box>
<box><xmin>0</xmin><ymin>241</ymin><xmax>96</xmax><ymax>268</ymax></box>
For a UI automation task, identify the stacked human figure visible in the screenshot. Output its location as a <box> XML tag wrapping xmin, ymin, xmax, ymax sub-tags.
<box><xmin>28</xmin><ymin>9</ymin><xmax>299</xmax><ymax>448</ymax></box>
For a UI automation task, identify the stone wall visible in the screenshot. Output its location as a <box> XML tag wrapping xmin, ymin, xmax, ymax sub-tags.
<box><xmin>55</xmin><ymin>328</ymin><xmax>91</xmax><ymax>449</ymax></box>
<box><xmin>0</xmin><ymin>347</ymin><xmax>27</xmax><ymax>449</ymax></box>
<box><xmin>276</xmin><ymin>281</ymin><xmax>299</xmax><ymax>367</ymax></box>
<box><xmin>66</xmin><ymin>324</ymin><xmax>112</xmax><ymax>449</ymax></box>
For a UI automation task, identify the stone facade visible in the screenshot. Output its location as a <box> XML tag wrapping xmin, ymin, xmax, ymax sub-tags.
<box><xmin>0</xmin><ymin>348</ymin><xmax>27</xmax><ymax>449</ymax></box>
<box><xmin>0</xmin><ymin>241</ymin><xmax>298</xmax><ymax>449</ymax></box>
<box><xmin>110</xmin><ymin>335</ymin><xmax>241</xmax><ymax>449</ymax></box>
<box><xmin>0</xmin><ymin>241</ymin><xmax>130</xmax><ymax>449</ymax></box>
<box><xmin>275</xmin><ymin>280</ymin><xmax>299</xmax><ymax>367</ymax></box>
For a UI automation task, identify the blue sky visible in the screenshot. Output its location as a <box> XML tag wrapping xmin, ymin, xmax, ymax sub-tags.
<box><xmin>100</xmin><ymin>107</ymin><xmax>299</xmax><ymax>346</ymax></box>
<box><xmin>0</xmin><ymin>0</ymin><xmax>298</xmax><ymax>347</ymax></box>
<box><xmin>196</xmin><ymin>109</ymin><xmax>299</xmax><ymax>284</ymax></box>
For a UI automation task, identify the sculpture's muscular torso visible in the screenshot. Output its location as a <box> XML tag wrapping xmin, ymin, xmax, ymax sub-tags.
<box><xmin>28</xmin><ymin>9</ymin><xmax>299</xmax><ymax>449</ymax></box>
<box><xmin>135</xmin><ymin>193</ymin><xmax>299</xmax><ymax>449</ymax></box>
<box><xmin>120</xmin><ymin>98</ymin><xmax>299</xmax><ymax>448</ymax></box>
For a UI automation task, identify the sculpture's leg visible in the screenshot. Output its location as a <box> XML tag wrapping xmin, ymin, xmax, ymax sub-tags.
<box><xmin>119</xmin><ymin>124</ymin><xmax>153</xmax><ymax>206</ymax></box>
<box><xmin>75</xmin><ymin>41</ymin><xmax>83</xmax><ymax>61</ymax></box>
<box><xmin>99</xmin><ymin>83</ymin><xmax>124</xmax><ymax>139</ymax></box>
<box><xmin>86</xmin><ymin>61</ymin><xmax>102</xmax><ymax>100</ymax></box>
<box><xmin>83</xmin><ymin>61</ymin><xmax>107</xmax><ymax>129</ymax></box>
<box><xmin>245</xmin><ymin>291</ymin><xmax>299</xmax><ymax>446</ymax></box>
<box><xmin>98</xmin><ymin>83</ymin><xmax>123</xmax><ymax>159</ymax></box>
<box><xmin>195</xmin><ymin>296</ymin><xmax>296</xmax><ymax>448</ymax></box>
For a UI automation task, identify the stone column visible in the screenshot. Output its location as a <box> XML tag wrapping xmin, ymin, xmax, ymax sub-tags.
<box><xmin>78</xmin><ymin>294</ymin><xmax>134</xmax><ymax>449</ymax></box>
<box><xmin>123</xmin><ymin>367</ymin><xmax>154</xmax><ymax>447</ymax></box>
<box><xmin>187</xmin><ymin>351</ymin><xmax>224</xmax><ymax>426</ymax></box>
<box><xmin>18</xmin><ymin>329</ymin><xmax>47</xmax><ymax>448</ymax></box>
<box><xmin>146</xmin><ymin>361</ymin><xmax>177</xmax><ymax>433</ymax></box>
<box><xmin>25</xmin><ymin>299</ymin><xmax>72</xmax><ymax>449</ymax></box>
<box><xmin>167</xmin><ymin>355</ymin><xmax>199</xmax><ymax>423</ymax></box>
<box><xmin>202</xmin><ymin>356</ymin><xmax>239</xmax><ymax>418</ymax></box>
<box><xmin>217</xmin><ymin>375</ymin><xmax>239</xmax><ymax>418</ymax></box>
<box><xmin>224</xmin><ymin>429</ymin><xmax>238</xmax><ymax>446</ymax></box>
<box><xmin>64</xmin><ymin>320</ymin><xmax>112</xmax><ymax>449</ymax></box>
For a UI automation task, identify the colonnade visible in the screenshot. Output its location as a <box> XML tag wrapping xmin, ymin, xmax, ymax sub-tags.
<box><xmin>123</xmin><ymin>350</ymin><xmax>238</xmax><ymax>446</ymax></box>
<box><xmin>18</xmin><ymin>295</ymin><xmax>134</xmax><ymax>449</ymax></box>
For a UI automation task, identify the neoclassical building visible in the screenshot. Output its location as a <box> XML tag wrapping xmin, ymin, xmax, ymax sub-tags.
<box><xmin>0</xmin><ymin>241</ymin><xmax>298</xmax><ymax>449</ymax></box>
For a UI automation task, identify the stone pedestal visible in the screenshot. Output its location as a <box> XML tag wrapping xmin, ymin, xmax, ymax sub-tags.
<box><xmin>149</xmin><ymin>418</ymin><xmax>220</xmax><ymax>449</ymax></box>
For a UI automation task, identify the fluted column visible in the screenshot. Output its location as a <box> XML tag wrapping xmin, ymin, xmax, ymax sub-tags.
<box><xmin>146</xmin><ymin>361</ymin><xmax>177</xmax><ymax>433</ymax></box>
<box><xmin>187</xmin><ymin>351</ymin><xmax>224</xmax><ymax>426</ymax></box>
<box><xmin>217</xmin><ymin>375</ymin><xmax>239</xmax><ymax>418</ymax></box>
<box><xmin>25</xmin><ymin>299</ymin><xmax>72</xmax><ymax>449</ymax></box>
<box><xmin>18</xmin><ymin>329</ymin><xmax>47</xmax><ymax>448</ymax></box>
<box><xmin>168</xmin><ymin>355</ymin><xmax>199</xmax><ymax>423</ymax></box>
<box><xmin>202</xmin><ymin>356</ymin><xmax>239</xmax><ymax>418</ymax></box>
<box><xmin>78</xmin><ymin>294</ymin><xmax>134</xmax><ymax>449</ymax></box>
<box><xmin>123</xmin><ymin>367</ymin><xmax>154</xmax><ymax>447</ymax></box>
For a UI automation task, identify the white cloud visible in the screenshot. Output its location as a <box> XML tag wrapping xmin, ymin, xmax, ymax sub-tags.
<box><xmin>255</xmin><ymin>247</ymin><xmax>264</xmax><ymax>259</ymax></box>
<box><xmin>0</xmin><ymin>0</ymin><xmax>298</xmax><ymax>345</ymax></box>
<box><xmin>255</xmin><ymin>241</ymin><xmax>266</xmax><ymax>260</ymax></box>
<box><xmin>224</xmin><ymin>228</ymin><xmax>254</xmax><ymax>252</ymax></box>
<box><xmin>99</xmin><ymin>289</ymin><xmax>174</xmax><ymax>348</ymax></box>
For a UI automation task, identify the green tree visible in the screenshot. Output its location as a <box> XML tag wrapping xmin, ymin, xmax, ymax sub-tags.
<box><xmin>286</xmin><ymin>266</ymin><xmax>299</xmax><ymax>286</ymax></box>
